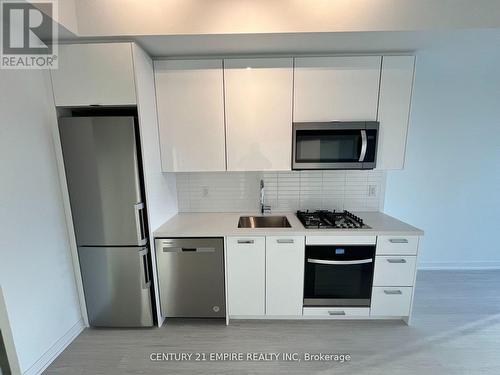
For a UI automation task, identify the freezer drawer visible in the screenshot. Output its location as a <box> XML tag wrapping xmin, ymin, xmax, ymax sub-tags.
<box><xmin>156</xmin><ymin>238</ymin><xmax>225</xmax><ymax>318</ymax></box>
<box><xmin>78</xmin><ymin>246</ymin><xmax>153</xmax><ymax>327</ymax></box>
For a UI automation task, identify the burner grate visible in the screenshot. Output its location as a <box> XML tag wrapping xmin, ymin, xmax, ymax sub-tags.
<box><xmin>296</xmin><ymin>210</ymin><xmax>369</xmax><ymax>229</ymax></box>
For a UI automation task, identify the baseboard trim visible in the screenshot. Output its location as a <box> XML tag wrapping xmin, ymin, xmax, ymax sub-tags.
<box><xmin>418</xmin><ymin>261</ymin><xmax>500</xmax><ymax>270</ymax></box>
<box><xmin>23</xmin><ymin>319</ymin><xmax>84</xmax><ymax>375</ymax></box>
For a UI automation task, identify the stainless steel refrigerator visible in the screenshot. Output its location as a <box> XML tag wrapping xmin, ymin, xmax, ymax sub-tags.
<box><xmin>59</xmin><ymin>116</ymin><xmax>153</xmax><ymax>327</ymax></box>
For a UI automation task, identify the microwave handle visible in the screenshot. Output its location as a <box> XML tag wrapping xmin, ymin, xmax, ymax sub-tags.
<box><xmin>359</xmin><ymin>130</ymin><xmax>367</xmax><ymax>162</ymax></box>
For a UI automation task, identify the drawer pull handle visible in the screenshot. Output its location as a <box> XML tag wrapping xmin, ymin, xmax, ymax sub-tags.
<box><xmin>387</xmin><ymin>259</ymin><xmax>406</xmax><ymax>264</ymax></box>
<box><xmin>389</xmin><ymin>238</ymin><xmax>409</xmax><ymax>244</ymax></box>
<box><xmin>237</xmin><ymin>240</ymin><xmax>254</xmax><ymax>244</ymax></box>
<box><xmin>328</xmin><ymin>311</ymin><xmax>346</xmax><ymax>316</ymax></box>
<box><xmin>277</xmin><ymin>239</ymin><xmax>294</xmax><ymax>244</ymax></box>
<box><xmin>384</xmin><ymin>290</ymin><xmax>403</xmax><ymax>295</ymax></box>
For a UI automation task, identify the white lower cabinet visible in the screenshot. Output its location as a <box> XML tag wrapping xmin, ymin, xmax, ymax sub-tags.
<box><xmin>265</xmin><ymin>236</ymin><xmax>305</xmax><ymax>316</ymax></box>
<box><xmin>226</xmin><ymin>234</ymin><xmax>420</xmax><ymax>321</ymax></box>
<box><xmin>226</xmin><ymin>237</ymin><xmax>265</xmax><ymax>316</ymax></box>
<box><xmin>370</xmin><ymin>287</ymin><xmax>413</xmax><ymax>316</ymax></box>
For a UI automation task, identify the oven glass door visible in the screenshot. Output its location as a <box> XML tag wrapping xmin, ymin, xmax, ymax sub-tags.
<box><xmin>304</xmin><ymin>245</ymin><xmax>375</xmax><ymax>307</ymax></box>
<box><xmin>295</xmin><ymin>129</ymin><xmax>363</xmax><ymax>163</ymax></box>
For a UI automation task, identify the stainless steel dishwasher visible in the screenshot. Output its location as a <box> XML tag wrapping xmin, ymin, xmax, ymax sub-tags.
<box><xmin>155</xmin><ymin>238</ymin><xmax>225</xmax><ymax>318</ymax></box>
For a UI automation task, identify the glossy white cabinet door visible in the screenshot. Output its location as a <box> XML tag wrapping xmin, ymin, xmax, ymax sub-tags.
<box><xmin>154</xmin><ymin>60</ymin><xmax>226</xmax><ymax>172</ymax></box>
<box><xmin>377</xmin><ymin>56</ymin><xmax>416</xmax><ymax>169</ymax></box>
<box><xmin>226</xmin><ymin>237</ymin><xmax>266</xmax><ymax>316</ymax></box>
<box><xmin>51</xmin><ymin>43</ymin><xmax>136</xmax><ymax>106</ymax></box>
<box><xmin>265</xmin><ymin>236</ymin><xmax>305</xmax><ymax>316</ymax></box>
<box><xmin>293</xmin><ymin>56</ymin><xmax>381</xmax><ymax>122</ymax></box>
<box><xmin>224</xmin><ymin>58</ymin><xmax>293</xmax><ymax>171</ymax></box>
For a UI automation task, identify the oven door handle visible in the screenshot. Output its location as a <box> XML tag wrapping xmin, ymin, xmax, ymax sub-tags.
<box><xmin>307</xmin><ymin>258</ymin><xmax>373</xmax><ymax>265</ymax></box>
<box><xmin>358</xmin><ymin>130</ymin><xmax>367</xmax><ymax>162</ymax></box>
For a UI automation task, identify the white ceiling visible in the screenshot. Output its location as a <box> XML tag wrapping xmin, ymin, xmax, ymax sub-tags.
<box><xmin>57</xmin><ymin>0</ymin><xmax>500</xmax><ymax>36</ymax></box>
<box><xmin>40</xmin><ymin>0</ymin><xmax>500</xmax><ymax>57</ymax></box>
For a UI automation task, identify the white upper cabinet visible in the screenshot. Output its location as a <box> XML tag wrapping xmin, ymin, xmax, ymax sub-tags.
<box><xmin>224</xmin><ymin>58</ymin><xmax>293</xmax><ymax>171</ymax></box>
<box><xmin>51</xmin><ymin>43</ymin><xmax>136</xmax><ymax>106</ymax></box>
<box><xmin>376</xmin><ymin>56</ymin><xmax>416</xmax><ymax>169</ymax></box>
<box><xmin>293</xmin><ymin>56</ymin><xmax>382</xmax><ymax>122</ymax></box>
<box><xmin>154</xmin><ymin>60</ymin><xmax>226</xmax><ymax>172</ymax></box>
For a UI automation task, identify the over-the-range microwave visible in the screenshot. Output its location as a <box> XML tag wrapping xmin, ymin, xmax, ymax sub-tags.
<box><xmin>292</xmin><ymin>121</ymin><xmax>379</xmax><ymax>170</ymax></box>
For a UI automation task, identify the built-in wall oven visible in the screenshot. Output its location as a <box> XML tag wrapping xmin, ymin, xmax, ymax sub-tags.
<box><xmin>304</xmin><ymin>238</ymin><xmax>376</xmax><ymax>307</ymax></box>
<box><xmin>292</xmin><ymin>121</ymin><xmax>379</xmax><ymax>170</ymax></box>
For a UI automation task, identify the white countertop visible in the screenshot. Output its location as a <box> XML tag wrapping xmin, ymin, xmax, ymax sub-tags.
<box><xmin>153</xmin><ymin>211</ymin><xmax>424</xmax><ymax>238</ymax></box>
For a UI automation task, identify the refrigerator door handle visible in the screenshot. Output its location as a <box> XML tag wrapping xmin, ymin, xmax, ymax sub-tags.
<box><xmin>140</xmin><ymin>247</ymin><xmax>151</xmax><ymax>289</ymax></box>
<box><xmin>134</xmin><ymin>203</ymin><xmax>147</xmax><ymax>245</ymax></box>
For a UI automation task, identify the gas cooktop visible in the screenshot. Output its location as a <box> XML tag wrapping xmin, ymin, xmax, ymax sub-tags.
<box><xmin>296</xmin><ymin>210</ymin><xmax>370</xmax><ymax>229</ymax></box>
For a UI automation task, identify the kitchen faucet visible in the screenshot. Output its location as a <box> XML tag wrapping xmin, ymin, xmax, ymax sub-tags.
<box><xmin>260</xmin><ymin>179</ymin><xmax>271</xmax><ymax>214</ymax></box>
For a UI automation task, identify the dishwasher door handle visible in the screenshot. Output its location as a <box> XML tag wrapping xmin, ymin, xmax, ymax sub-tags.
<box><xmin>162</xmin><ymin>247</ymin><xmax>215</xmax><ymax>253</ymax></box>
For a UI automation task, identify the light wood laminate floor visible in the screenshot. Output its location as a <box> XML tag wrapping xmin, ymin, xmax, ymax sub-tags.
<box><xmin>45</xmin><ymin>270</ymin><xmax>500</xmax><ymax>374</ymax></box>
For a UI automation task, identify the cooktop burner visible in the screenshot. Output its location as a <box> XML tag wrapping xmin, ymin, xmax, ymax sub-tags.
<box><xmin>296</xmin><ymin>210</ymin><xmax>370</xmax><ymax>229</ymax></box>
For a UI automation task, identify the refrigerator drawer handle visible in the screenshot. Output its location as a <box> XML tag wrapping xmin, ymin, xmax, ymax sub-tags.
<box><xmin>140</xmin><ymin>248</ymin><xmax>151</xmax><ymax>290</ymax></box>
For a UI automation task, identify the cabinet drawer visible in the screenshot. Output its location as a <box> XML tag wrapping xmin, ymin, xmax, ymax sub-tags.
<box><xmin>303</xmin><ymin>307</ymin><xmax>370</xmax><ymax>318</ymax></box>
<box><xmin>373</xmin><ymin>256</ymin><xmax>416</xmax><ymax>286</ymax></box>
<box><xmin>370</xmin><ymin>287</ymin><xmax>412</xmax><ymax>316</ymax></box>
<box><xmin>377</xmin><ymin>235</ymin><xmax>418</xmax><ymax>255</ymax></box>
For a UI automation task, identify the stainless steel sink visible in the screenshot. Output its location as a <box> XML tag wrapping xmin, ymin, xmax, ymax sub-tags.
<box><xmin>238</xmin><ymin>216</ymin><xmax>291</xmax><ymax>228</ymax></box>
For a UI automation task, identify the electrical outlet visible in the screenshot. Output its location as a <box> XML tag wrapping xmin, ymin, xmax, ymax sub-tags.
<box><xmin>368</xmin><ymin>184</ymin><xmax>377</xmax><ymax>197</ymax></box>
<box><xmin>202</xmin><ymin>186</ymin><xmax>209</xmax><ymax>197</ymax></box>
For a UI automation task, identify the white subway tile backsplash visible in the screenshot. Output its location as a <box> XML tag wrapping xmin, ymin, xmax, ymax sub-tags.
<box><xmin>176</xmin><ymin>170</ymin><xmax>385</xmax><ymax>212</ymax></box>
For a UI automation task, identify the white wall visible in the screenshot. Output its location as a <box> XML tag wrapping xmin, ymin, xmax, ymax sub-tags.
<box><xmin>177</xmin><ymin>170</ymin><xmax>385</xmax><ymax>213</ymax></box>
<box><xmin>384</xmin><ymin>44</ymin><xmax>500</xmax><ymax>269</ymax></box>
<box><xmin>0</xmin><ymin>70</ymin><xmax>82</xmax><ymax>373</ymax></box>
